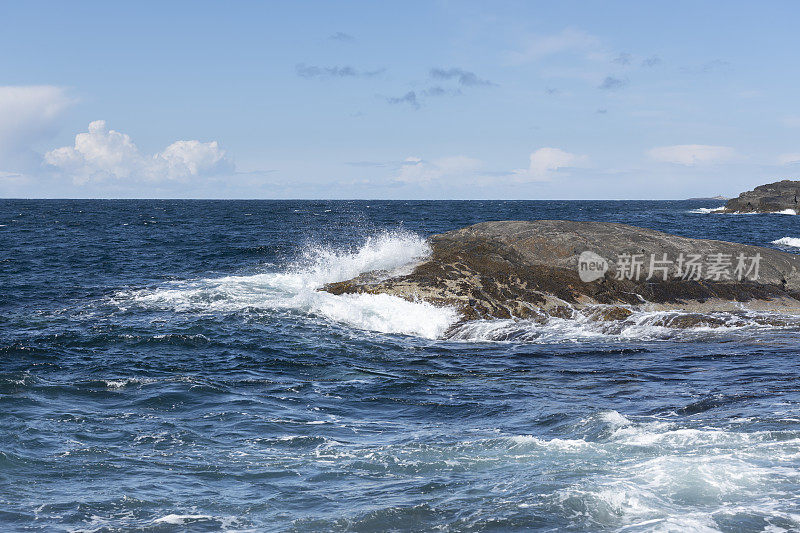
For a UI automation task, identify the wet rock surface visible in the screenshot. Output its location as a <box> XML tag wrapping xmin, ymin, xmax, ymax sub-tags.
<box><xmin>724</xmin><ymin>180</ymin><xmax>800</xmax><ymax>213</ymax></box>
<box><xmin>323</xmin><ymin>220</ymin><xmax>800</xmax><ymax>321</ymax></box>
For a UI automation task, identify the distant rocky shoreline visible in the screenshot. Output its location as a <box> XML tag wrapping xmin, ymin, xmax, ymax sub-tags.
<box><xmin>723</xmin><ymin>180</ymin><xmax>800</xmax><ymax>214</ymax></box>
<box><xmin>687</xmin><ymin>195</ymin><xmax>728</xmax><ymax>201</ymax></box>
<box><xmin>323</xmin><ymin>220</ymin><xmax>800</xmax><ymax>325</ymax></box>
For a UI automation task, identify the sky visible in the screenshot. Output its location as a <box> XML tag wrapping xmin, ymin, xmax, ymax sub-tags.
<box><xmin>1</xmin><ymin>0</ymin><xmax>800</xmax><ymax>199</ymax></box>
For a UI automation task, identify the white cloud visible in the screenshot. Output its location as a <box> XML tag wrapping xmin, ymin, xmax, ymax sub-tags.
<box><xmin>0</xmin><ymin>85</ymin><xmax>73</xmax><ymax>167</ymax></box>
<box><xmin>395</xmin><ymin>155</ymin><xmax>483</xmax><ymax>184</ymax></box>
<box><xmin>508</xmin><ymin>28</ymin><xmax>602</xmax><ymax>64</ymax></box>
<box><xmin>157</xmin><ymin>140</ymin><xmax>231</xmax><ymax>180</ymax></box>
<box><xmin>783</xmin><ymin>116</ymin><xmax>800</xmax><ymax>128</ymax></box>
<box><xmin>45</xmin><ymin>120</ymin><xmax>232</xmax><ymax>184</ymax></box>
<box><xmin>777</xmin><ymin>153</ymin><xmax>800</xmax><ymax>166</ymax></box>
<box><xmin>647</xmin><ymin>144</ymin><xmax>737</xmax><ymax>166</ymax></box>
<box><xmin>513</xmin><ymin>147</ymin><xmax>587</xmax><ymax>182</ymax></box>
<box><xmin>393</xmin><ymin>149</ymin><xmax>587</xmax><ymax>185</ymax></box>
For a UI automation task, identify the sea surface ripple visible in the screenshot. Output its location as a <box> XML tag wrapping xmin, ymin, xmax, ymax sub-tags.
<box><xmin>2</xmin><ymin>199</ymin><xmax>800</xmax><ymax>532</ymax></box>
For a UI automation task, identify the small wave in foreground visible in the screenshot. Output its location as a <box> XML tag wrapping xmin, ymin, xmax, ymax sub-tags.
<box><xmin>772</xmin><ymin>237</ymin><xmax>800</xmax><ymax>248</ymax></box>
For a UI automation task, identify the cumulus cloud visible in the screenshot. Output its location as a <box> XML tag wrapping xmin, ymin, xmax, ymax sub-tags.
<box><xmin>45</xmin><ymin>120</ymin><xmax>232</xmax><ymax>184</ymax></box>
<box><xmin>296</xmin><ymin>63</ymin><xmax>384</xmax><ymax>79</ymax></box>
<box><xmin>395</xmin><ymin>156</ymin><xmax>483</xmax><ymax>184</ymax></box>
<box><xmin>513</xmin><ymin>147</ymin><xmax>587</xmax><ymax>182</ymax></box>
<box><xmin>0</xmin><ymin>85</ymin><xmax>73</xmax><ymax>168</ymax></box>
<box><xmin>647</xmin><ymin>144</ymin><xmax>736</xmax><ymax>166</ymax></box>
<box><xmin>429</xmin><ymin>68</ymin><xmax>494</xmax><ymax>87</ymax></box>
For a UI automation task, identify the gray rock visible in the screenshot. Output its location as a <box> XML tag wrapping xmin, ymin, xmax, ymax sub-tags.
<box><xmin>724</xmin><ymin>180</ymin><xmax>800</xmax><ymax>213</ymax></box>
<box><xmin>323</xmin><ymin>220</ymin><xmax>800</xmax><ymax>321</ymax></box>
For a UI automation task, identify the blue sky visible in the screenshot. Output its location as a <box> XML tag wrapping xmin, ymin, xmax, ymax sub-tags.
<box><xmin>1</xmin><ymin>0</ymin><xmax>799</xmax><ymax>199</ymax></box>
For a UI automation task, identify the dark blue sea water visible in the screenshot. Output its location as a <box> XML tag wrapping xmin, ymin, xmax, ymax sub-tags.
<box><xmin>3</xmin><ymin>199</ymin><xmax>800</xmax><ymax>532</ymax></box>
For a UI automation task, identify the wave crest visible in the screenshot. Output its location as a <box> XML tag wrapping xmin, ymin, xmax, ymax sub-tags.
<box><xmin>772</xmin><ymin>237</ymin><xmax>800</xmax><ymax>249</ymax></box>
<box><xmin>113</xmin><ymin>229</ymin><xmax>459</xmax><ymax>339</ymax></box>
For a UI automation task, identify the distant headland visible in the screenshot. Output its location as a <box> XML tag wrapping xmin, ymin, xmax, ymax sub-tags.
<box><xmin>687</xmin><ymin>195</ymin><xmax>729</xmax><ymax>201</ymax></box>
<box><xmin>723</xmin><ymin>179</ymin><xmax>800</xmax><ymax>214</ymax></box>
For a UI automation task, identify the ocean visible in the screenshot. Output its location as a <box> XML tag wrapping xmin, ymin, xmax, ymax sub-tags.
<box><xmin>2</xmin><ymin>199</ymin><xmax>800</xmax><ymax>532</ymax></box>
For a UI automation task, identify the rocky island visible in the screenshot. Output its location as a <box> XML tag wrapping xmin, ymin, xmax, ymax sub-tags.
<box><xmin>324</xmin><ymin>220</ymin><xmax>800</xmax><ymax>323</ymax></box>
<box><xmin>723</xmin><ymin>179</ymin><xmax>800</xmax><ymax>214</ymax></box>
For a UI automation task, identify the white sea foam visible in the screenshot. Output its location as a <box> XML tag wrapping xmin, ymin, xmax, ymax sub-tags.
<box><xmin>688</xmin><ymin>207</ymin><xmax>725</xmax><ymax>214</ymax></box>
<box><xmin>772</xmin><ymin>237</ymin><xmax>800</xmax><ymax>248</ymax></box>
<box><xmin>309</xmin><ymin>409</ymin><xmax>800</xmax><ymax>531</ymax></box>
<box><xmin>152</xmin><ymin>513</ymin><xmax>243</xmax><ymax>528</ymax></box>
<box><xmin>689</xmin><ymin>207</ymin><xmax>798</xmax><ymax>215</ymax></box>
<box><xmin>153</xmin><ymin>514</ymin><xmax>214</xmax><ymax>524</ymax></box>
<box><xmin>115</xmin><ymin>230</ymin><xmax>459</xmax><ymax>339</ymax></box>
<box><xmin>445</xmin><ymin>309</ymin><xmax>799</xmax><ymax>343</ymax></box>
<box><xmin>546</xmin><ymin>412</ymin><xmax>800</xmax><ymax>530</ymax></box>
<box><xmin>728</xmin><ymin>209</ymin><xmax>797</xmax><ymax>215</ymax></box>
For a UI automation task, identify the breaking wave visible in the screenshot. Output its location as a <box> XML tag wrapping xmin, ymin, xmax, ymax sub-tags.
<box><xmin>772</xmin><ymin>237</ymin><xmax>800</xmax><ymax>249</ymax></box>
<box><xmin>112</xmin><ymin>231</ymin><xmax>800</xmax><ymax>343</ymax></box>
<box><xmin>113</xmin><ymin>230</ymin><xmax>459</xmax><ymax>339</ymax></box>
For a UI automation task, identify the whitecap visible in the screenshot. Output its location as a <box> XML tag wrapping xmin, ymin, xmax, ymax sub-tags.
<box><xmin>599</xmin><ymin>410</ymin><xmax>633</xmax><ymax>427</ymax></box>
<box><xmin>727</xmin><ymin>208</ymin><xmax>797</xmax><ymax>215</ymax></box>
<box><xmin>772</xmin><ymin>237</ymin><xmax>800</xmax><ymax>248</ymax></box>
<box><xmin>695</xmin><ymin>207</ymin><xmax>798</xmax><ymax>215</ymax></box>
<box><xmin>688</xmin><ymin>207</ymin><xmax>725</xmax><ymax>214</ymax></box>
<box><xmin>153</xmin><ymin>514</ymin><xmax>214</xmax><ymax>524</ymax></box>
<box><xmin>114</xmin><ymin>230</ymin><xmax>459</xmax><ymax>339</ymax></box>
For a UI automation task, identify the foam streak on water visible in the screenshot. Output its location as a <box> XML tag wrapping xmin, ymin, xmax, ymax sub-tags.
<box><xmin>446</xmin><ymin>309</ymin><xmax>800</xmax><ymax>343</ymax></box>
